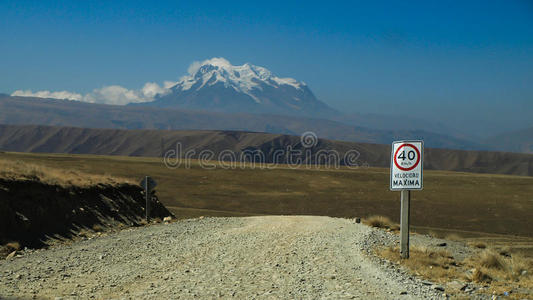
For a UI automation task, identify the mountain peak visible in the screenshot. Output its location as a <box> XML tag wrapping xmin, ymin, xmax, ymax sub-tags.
<box><xmin>172</xmin><ymin>58</ymin><xmax>306</xmax><ymax>97</ymax></box>
<box><xmin>138</xmin><ymin>57</ymin><xmax>336</xmax><ymax>118</ymax></box>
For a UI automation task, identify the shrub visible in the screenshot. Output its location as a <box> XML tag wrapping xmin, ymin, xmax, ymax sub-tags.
<box><xmin>364</xmin><ymin>215</ymin><xmax>399</xmax><ymax>231</ymax></box>
<box><xmin>478</xmin><ymin>250</ymin><xmax>506</xmax><ymax>270</ymax></box>
<box><xmin>445</xmin><ymin>233</ymin><xmax>462</xmax><ymax>241</ymax></box>
<box><xmin>468</xmin><ymin>241</ymin><xmax>487</xmax><ymax>249</ymax></box>
<box><xmin>5</xmin><ymin>241</ymin><xmax>21</xmax><ymax>252</ymax></box>
<box><xmin>92</xmin><ymin>224</ymin><xmax>105</xmax><ymax>232</ymax></box>
<box><xmin>472</xmin><ymin>268</ymin><xmax>492</xmax><ymax>283</ymax></box>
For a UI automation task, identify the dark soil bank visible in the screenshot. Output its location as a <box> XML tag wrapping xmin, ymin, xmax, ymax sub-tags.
<box><xmin>0</xmin><ymin>179</ymin><xmax>173</xmax><ymax>251</ymax></box>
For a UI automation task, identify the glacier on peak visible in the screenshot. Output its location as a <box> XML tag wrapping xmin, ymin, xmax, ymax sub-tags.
<box><xmin>170</xmin><ymin>57</ymin><xmax>305</xmax><ymax>98</ymax></box>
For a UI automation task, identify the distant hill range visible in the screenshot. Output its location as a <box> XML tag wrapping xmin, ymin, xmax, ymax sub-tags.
<box><xmin>483</xmin><ymin>127</ymin><xmax>533</xmax><ymax>154</ymax></box>
<box><xmin>0</xmin><ymin>124</ymin><xmax>531</xmax><ymax>177</ymax></box>
<box><xmin>0</xmin><ymin>94</ymin><xmax>486</xmax><ymax>151</ymax></box>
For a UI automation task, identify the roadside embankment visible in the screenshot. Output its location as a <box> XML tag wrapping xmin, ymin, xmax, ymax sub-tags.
<box><xmin>0</xmin><ymin>159</ymin><xmax>173</xmax><ymax>256</ymax></box>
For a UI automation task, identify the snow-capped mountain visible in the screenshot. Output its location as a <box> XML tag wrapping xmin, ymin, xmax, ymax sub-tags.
<box><xmin>136</xmin><ymin>58</ymin><xmax>338</xmax><ymax>117</ymax></box>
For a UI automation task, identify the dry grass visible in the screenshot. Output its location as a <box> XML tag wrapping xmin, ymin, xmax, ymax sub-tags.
<box><xmin>445</xmin><ymin>233</ymin><xmax>462</xmax><ymax>241</ymax></box>
<box><xmin>379</xmin><ymin>246</ymin><xmax>460</xmax><ymax>282</ymax></box>
<box><xmin>428</xmin><ymin>231</ymin><xmax>441</xmax><ymax>239</ymax></box>
<box><xmin>471</xmin><ymin>268</ymin><xmax>492</xmax><ymax>283</ymax></box>
<box><xmin>497</xmin><ymin>246</ymin><xmax>512</xmax><ymax>257</ymax></box>
<box><xmin>476</xmin><ymin>250</ymin><xmax>505</xmax><ymax>270</ymax></box>
<box><xmin>5</xmin><ymin>242</ymin><xmax>21</xmax><ymax>252</ymax></box>
<box><xmin>0</xmin><ymin>159</ymin><xmax>132</xmax><ymax>187</ymax></box>
<box><xmin>91</xmin><ymin>224</ymin><xmax>105</xmax><ymax>232</ymax></box>
<box><xmin>0</xmin><ymin>241</ymin><xmax>22</xmax><ymax>258</ymax></box>
<box><xmin>466</xmin><ymin>250</ymin><xmax>533</xmax><ymax>282</ymax></box>
<box><xmin>378</xmin><ymin>245</ymin><xmax>533</xmax><ymax>296</ymax></box>
<box><xmin>468</xmin><ymin>241</ymin><xmax>487</xmax><ymax>249</ymax></box>
<box><xmin>509</xmin><ymin>255</ymin><xmax>533</xmax><ymax>279</ymax></box>
<box><xmin>363</xmin><ymin>215</ymin><xmax>400</xmax><ymax>231</ymax></box>
<box><xmin>77</xmin><ymin>229</ymin><xmax>91</xmax><ymax>238</ymax></box>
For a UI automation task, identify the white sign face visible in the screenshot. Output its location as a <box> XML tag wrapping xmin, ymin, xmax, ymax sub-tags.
<box><xmin>390</xmin><ymin>140</ymin><xmax>423</xmax><ymax>190</ymax></box>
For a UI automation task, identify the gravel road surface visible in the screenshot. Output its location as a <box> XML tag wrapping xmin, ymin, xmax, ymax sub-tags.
<box><xmin>0</xmin><ymin>216</ymin><xmax>446</xmax><ymax>299</ymax></box>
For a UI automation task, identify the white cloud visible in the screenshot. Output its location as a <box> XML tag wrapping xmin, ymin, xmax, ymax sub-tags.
<box><xmin>11</xmin><ymin>90</ymin><xmax>83</xmax><ymax>101</ymax></box>
<box><xmin>9</xmin><ymin>58</ymin><xmax>231</xmax><ymax>105</ymax></box>
<box><xmin>82</xmin><ymin>85</ymin><xmax>144</xmax><ymax>105</ymax></box>
<box><xmin>141</xmin><ymin>82</ymin><xmax>168</xmax><ymax>98</ymax></box>
<box><xmin>11</xmin><ymin>82</ymin><xmax>174</xmax><ymax>106</ymax></box>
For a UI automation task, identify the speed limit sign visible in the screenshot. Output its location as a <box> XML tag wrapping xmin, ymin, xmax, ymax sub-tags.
<box><xmin>390</xmin><ymin>140</ymin><xmax>423</xmax><ymax>190</ymax></box>
<box><xmin>390</xmin><ymin>140</ymin><xmax>423</xmax><ymax>259</ymax></box>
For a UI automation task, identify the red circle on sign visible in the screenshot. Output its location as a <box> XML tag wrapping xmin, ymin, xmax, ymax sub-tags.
<box><xmin>394</xmin><ymin>144</ymin><xmax>421</xmax><ymax>171</ymax></box>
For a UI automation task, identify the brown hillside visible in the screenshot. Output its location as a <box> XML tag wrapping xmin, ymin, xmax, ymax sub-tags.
<box><xmin>0</xmin><ymin>95</ymin><xmax>483</xmax><ymax>150</ymax></box>
<box><xmin>0</xmin><ymin>124</ymin><xmax>532</xmax><ymax>176</ymax></box>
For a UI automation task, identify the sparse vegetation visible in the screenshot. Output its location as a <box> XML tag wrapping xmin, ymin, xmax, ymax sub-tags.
<box><xmin>471</xmin><ymin>268</ymin><xmax>492</xmax><ymax>283</ymax></box>
<box><xmin>465</xmin><ymin>249</ymin><xmax>533</xmax><ymax>282</ymax></box>
<box><xmin>0</xmin><ymin>241</ymin><xmax>22</xmax><ymax>257</ymax></box>
<box><xmin>468</xmin><ymin>241</ymin><xmax>487</xmax><ymax>249</ymax></box>
<box><xmin>379</xmin><ymin>246</ymin><xmax>459</xmax><ymax>281</ymax></box>
<box><xmin>498</xmin><ymin>246</ymin><xmax>512</xmax><ymax>257</ymax></box>
<box><xmin>363</xmin><ymin>215</ymin><xmax>400</xmax><ymax>231</ymax></box>
<box><xmin>92</xmin><ymin>224</ymin><xmax>105</xmax><ymax>232</ymax></box>
<box><xmin>378</xmin><ymin>245</ymin><xmax>533</xmax><ymax>296</ymax></box>
<box><xmin>0</xmin><ymin>158</ymin><xmax>131</xmax><ymax>187</ymax></box>
<box><xmin>427</xmin><ymin>231</ymin><xmax>441</xmax><ymax>239</ymax></box>
<box><xmin>5</xmin><ymin>242</ymin><xmax>21</xmax><ymax>252</ymax></box>
<box><xmin>445</xmin><ymin>233</ymin><xmax>462</xmax><ymax>241</ymax></box>
<box><xmin>77</xmin><ymin>229</ymin><xmax>90</xmax><ymax>238</ymax></box>
<box><xmin>476</xmin><ymin>250</ymin><xmax>505</xmax><ymax>270</ymax></box>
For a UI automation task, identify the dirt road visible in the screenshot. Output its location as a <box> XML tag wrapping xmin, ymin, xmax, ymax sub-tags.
<box><xmin>0</xmin><ymin>216</ymin><xmax>445</xmax><ymax>299</ymax></box>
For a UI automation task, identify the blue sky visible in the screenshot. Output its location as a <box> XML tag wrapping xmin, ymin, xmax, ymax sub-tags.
<box><xmin>1</xmin><ymin>1</ymin><xmax>532</xmax><ymax>135</ymax></box>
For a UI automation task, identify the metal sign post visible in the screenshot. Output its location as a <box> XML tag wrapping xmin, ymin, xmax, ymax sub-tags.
<box><xmin>400</xmin><ymin>190</ymin><xmax>410</xmax><ymax>258</ymax></box>
<box><xmin>140</xmin><ymin>176</ymin><xmax>157</xmax><ymax>222</ymax></box>
<box><xmin>390</xmin><ymin>140</ymin><xmax>423</xmax><ymax>259</ymax></box>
